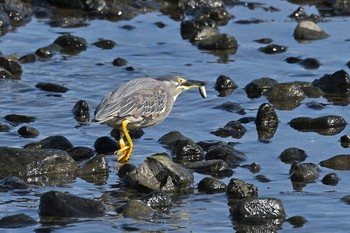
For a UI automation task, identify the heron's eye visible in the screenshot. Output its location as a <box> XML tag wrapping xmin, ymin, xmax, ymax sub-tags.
<box><xmin>178</xmin><ymin>77</ymin><xmax>186</xmax><ymax>85</ymax></box>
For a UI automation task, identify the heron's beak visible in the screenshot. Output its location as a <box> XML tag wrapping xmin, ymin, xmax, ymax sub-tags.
<box><xmin>183</xmin><ymin>79</ymin><xmax>208</xmax><ymax>98</ymax></box>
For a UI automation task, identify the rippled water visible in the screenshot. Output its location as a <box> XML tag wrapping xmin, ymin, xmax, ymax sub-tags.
<box><xmin>1</xmin><ymin>0</ymin><xmax>350</xmax><ymax>232</ymax></box>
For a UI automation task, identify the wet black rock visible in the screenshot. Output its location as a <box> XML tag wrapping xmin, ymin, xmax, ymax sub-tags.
<box><xmin>241</xmin><ymin>162</ymin><xmax>261</xmax><ymax>174</ymax></box>
<box><xmin>296</xmin><ymin>82</ymin><xmax>323</xmax><ymax>98</ymax></box>
<box><xmin>290</xmin><ymin>6</ymin><xmax>320</xmax><ymax>22</ymax></box>
<box><xmin>0</xmin><ymin>122</ymin><xmax>10</xmax><ymax>132</ymax></box>
<box><xmin>259</xmin><ymin>44</ymin><xmax>287</xmax><ymax>54</ymax></box>
<box><xmin>305</xmin><ymin>101</ymin><xmax>327</xmax><ymax>110</ymax></box>
<box><xmin>211</xmin><ymin>120</ymin><xmax>247</xmax><ymax>139</ymax></box>
<box><xmin>154</xmin><ymin>21</ymin><xmax>166</xmax><ymax>28</ymax></box>
<box><xmin>289</xmin><ymin>162</ymin><xmax>319</xmax><ymax>183</ymax></box>
<box><xmin>66</xmin><ymin>146</ymin><xmax>95</xmax><ymax>161</ymax></box>
<box><xmin>53</xmin><ymin>34</ymin><xmax>88</xmax><ymax>53</ymax></box>
<box><xmin>289</xmin><ymin>115</ymin><xmax>346</xmax><ymax>135</ymax></box>
<box><xmin>254</xmin><ymin>38</ymin><xmax>273</xmax><ymax>44</ymax></box>
<box><xmin>77</xmin><ymin>154</ymin><xmax>109</xmax><ymax>176</ymax></box>
<box><xmin>180</xmin><ymin>19</ymin><xmax>217</xmax><ymax>39</ymax></box>
<box><xmin>0</xmin><ymin>56</ymin><xmax>23</xmax><ymax>78</ymax></box>
<box><xmin>123</xmin><ymin>199</ymin><xmax>155</xmax><ymax>220</ymax></box>
<box><xmin>39</xmin><ymin>190</ymin><xmax>105</xmax><ymax>217</ymax></box>
<box><xmin>285</xmin><ymin>56</ymin><xmax>302</xmax><ymax>64</ymax></box>
<box><xmin>189</xmin><ymin>26</ymin><xmax>219</xmax><ymax>44</ymax></box>
<box><xmin>0</xmin><ymin>67</ymin><xmax>14</xmax><ymax>79</ymax></box>
<box><xmin>206</xmin><ymin>142</ymin><xmax>247</xmax><ymax>168</ymax></box>
<box><xmin>94</xmin><ymin>136</ymin><xmax>119</xmax><ymax>154</ymax></box>
<box><xmin>111</xmin><ymin>128</ymin><xmax>144</xmax><ymax>140</ymax></box>
<box><xmin>24</xmin><ymin>135</ymin><xmax>74</xmax><ymax>150</ymax></box>
<box><xmin>0</xmin><ymin>147</ymin><xmax>78</xmax><ymax>179</ymax></box>
<box><xmin>117</xmin><ymin>163</ymin><xmax>137</xmax><ymax>178</ymax></box>
<box><xmin>230</xmin><ymin>197</ymin><xmax>286</xmax><ymax>221</ymax></box>
<box><xmin>321</xmin><ymin>172</ymin><xmax>340</xmax><ymax>186</ymax></box>
<box><xmin>113</xmin><ymin>57</ymin><xmax>128</xmax><ymax>66</ymax></box>
<box><xmin>322</xmin><ymin>0</ymin><xmax>350</xmax><ymax>16</ymax></box>
<box><xmin>72</xmin><ymin>100</ymin><xmax>90</xmax><ymax>122</ymax></box>
<box><xmin>122</xmin><ymin>153</ymin><xmax>194</xmax><ymax>192</ymax></box>
<box><xmin>213</xmin><ymin>101</ymin><xmax>245</xmax><ymax>114</ymax></box>
<box><xmin>92</xmin><ymin>39</ymin><xmax>116</xmax><ymax>49</ymax></box>
<box><xmin>19</xmin><ymin>53</ymin><xmax>36</xmax><ymax>63</ymax></box>
<box><xmin>5</xmin><ymin>114</ymin><xmax>35</xmax><ymax>124</ymax></box>
<box><xmin>36</xmin><ymin>82</ymin><xmax>69</xmax><ymax>93</ymax></box>
<box><xmin>17</xmin><ymin>126</ymin><xmax>40</xmax><ymax>138</ymax></box>
<box><xmin>0</xmin><ymin>176</ymin><xmax>28</xmax><ymax>190</ymax></box>
<box><xmin>286</xmin><ymin>215</ymin><xmax>308</xmax><ymax>228</ymax></box>
<box><xmin>320</xmin><ymin>154</ymin><xmax>350</xmax><ymax>170</ymax></box>
<box><xmin>159</xmin><ymin>131</ymin><xmax>205</xmax><ymax>163</ymax></box>
<box><xmin>35</xmin><ymin>44</ymin><xmax>61</xmax><ymax>58</ymax></box>
<box><xmin>197</xmin><ymin>33</ymin><xmax>238</xmax><ymax>51</ymax></box>
<box><xmin>279</xmin><ymin>147</ymin><xmax>308</xmax><ymax>164</ymax></box>
<box><xmin>340</xmin><ymin>134</ymin><xmax>350</xmax><ymax>148</ymax></box>
<box><xmin>172</xmin><ymin>138</ymin><xmax>205</xmax><ymax>163</ymax></box>
<box><xmin>255</xmin><ymin>103</ymin><xmax>279</xmax><ymax>142</ymax></box>
<box><xmin>312</xmin><ymin>69</ymin><xmax>350</xmax><ymax>96</ymax></box>
<box><xmin>244</xmin><ymin>77</ymin><xmax>278</xmax><ymax>98</ymax></box>
<box><xmin>299</xmin><ymin>57</ymin><xmax>321</xmax><ymax>69</ymax></box>
<box><xmin>198</xmin><ymin>177</ymin><xmax>227</xmax><ymax>193</ymax></box>
<box><xmin>294</xmin><ymin>20</ymin><xmax>329</xmax><ymax>41</ymax></box>
<box><xmin>266</xmin><ymin>82</ymin><xmax>305</xmax><ymax>110</ymax></box>
<box><xmin>139</xmin><ymin>191</ymin><xmax>172</xmax><ymax>209</ymax></box>
<box><xmin>191</xmin><ymin>6</ymin><xmax>232</xmax><ymax>26</ymax></box>
<box><xmin>340</xmin><ymin>195</ymin><xmax>350</xmax><ymax>205</ymax></box>
<box><xmin>226</xmin><ymin>178</ymin><xmax>258</xmax><ymax>198</ymax></box>
<box><xmin>214</xmin><ymin>75</ymin><xmax>238</xmax><ymax>97</ymax></box>
<box><xmin>0</xmin><ymin>213</ymin><xmax>37</xmax><ymax>228</ymax></box>
<box><xmin>0</xmin><ymin>11</ymin><xmax>10</xmax><ymax>32</ymax></box>
<box><xmin>255</xmin><ymin>174</ymin><xmax>271</xmax><ymax>183</ymax></box>
<box><xmin>184</xmin><ymin>159</ymin><xmax>233</xmax><ymax>178</ymax></box>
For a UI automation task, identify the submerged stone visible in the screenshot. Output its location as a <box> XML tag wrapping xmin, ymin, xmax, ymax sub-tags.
<box><xmin>24</xmin><ymin>135</ymin><xmax>74</xmax><ymax>150</ymax></box>
<box><xmin>0</xmin><ymin>176</ymin><xmax>28</xmax><ymax>190</ymax></box>
<box><xmin>39</xmin><ymin>190</ymin><xmax>105</xmax><ymax>217</ymax></box>
<box><xmin>36</xmin><ymin>82</ymin><xmax>69</xmax><ymax>93</ymax></box>
<box><xmin>213</xmin><ymin>101</ymin><xmax>245</xmax><ymax>114</ymax></box>
<box><xmin>320</xmin><ymin>154</ymin><xmax>350</xmax><ymax>170</ymax></box>
<box><xmin>0</xmin><ymin>213</ymin><xmax>37</xmax><ymax>228</ymax></box>
<box><xmin>123</xmin><ymin>199</ymin><xmax>155</xmax><ymax>220</ymax></box>
<box><xmin>4</xmin><ymin>114</ymin><xmax>35</xmax><ymax>124</ymax></box>
<box><xmin>92</xmin><ymin>39</ymin><xmax>116</xmax><ymax>49</ymax></box>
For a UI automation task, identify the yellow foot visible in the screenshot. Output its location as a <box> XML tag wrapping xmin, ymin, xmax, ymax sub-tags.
<box><xmin>115</xmin><ymin>146</ymin><xmax>132</xmax><ymax>163</ymax></box>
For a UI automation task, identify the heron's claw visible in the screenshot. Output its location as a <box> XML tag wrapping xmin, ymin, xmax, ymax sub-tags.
<box><xmin>115</xmin><ymin>146</ymin><xmax>132</xmax><ymax>163</ymax></box>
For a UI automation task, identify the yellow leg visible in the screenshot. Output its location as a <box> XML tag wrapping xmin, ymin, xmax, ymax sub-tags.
<box><xmin>115</xmin><ymin>120</ymin><xmax>133</xmax><ymax>163</ymax></box>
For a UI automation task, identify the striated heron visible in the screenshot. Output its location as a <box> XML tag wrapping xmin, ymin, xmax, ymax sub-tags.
<box><xmin>94</xmin><ymin>75</ymin><xmax>207</xmax><ymax>163</ymax></box>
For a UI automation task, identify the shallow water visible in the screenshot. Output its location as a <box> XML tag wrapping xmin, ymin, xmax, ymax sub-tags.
<box><xmin>1</xmin><ymin>0</ymin><xmax>350</xmax><ymax>232</ymax></box>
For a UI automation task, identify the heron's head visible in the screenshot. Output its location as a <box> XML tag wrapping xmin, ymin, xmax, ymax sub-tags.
<box><xmin>157</xmin><ymin>75</ymin><xmax>207</xmax><ymax>99</ymax></box>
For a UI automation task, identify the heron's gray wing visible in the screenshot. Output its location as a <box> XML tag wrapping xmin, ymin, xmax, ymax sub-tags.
<box><xmin>94</xmin><ymin>86</ymin><xmax>167</xmax><ymax>123</ymax></box>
